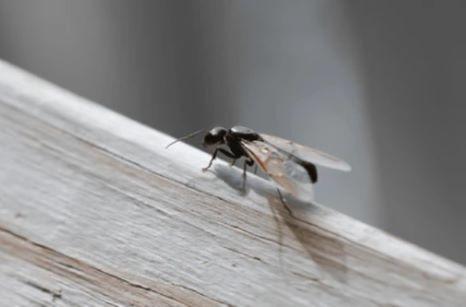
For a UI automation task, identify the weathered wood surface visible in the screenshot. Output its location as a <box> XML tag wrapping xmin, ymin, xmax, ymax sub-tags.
<box><xmin>0</xmin><ymin>60</ymin><xmax>465</xmax><ymax>307</ymax></box>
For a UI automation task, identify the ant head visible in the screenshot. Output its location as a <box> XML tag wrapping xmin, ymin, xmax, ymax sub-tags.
<box><xmin>203</xmin><ymin>127</ymin><xmax>227</xmax><ymax>147</ymax></box>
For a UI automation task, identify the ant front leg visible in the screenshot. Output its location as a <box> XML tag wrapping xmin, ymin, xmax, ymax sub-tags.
<box><xmin>202</xmin><ymin>148</ymin><xmax>237</xmax><ymax>172</ymax></box>
<box><xmin>241</xmin><ymin>159</ymin><xmax>254</xmax><ymax>191</ymax></box>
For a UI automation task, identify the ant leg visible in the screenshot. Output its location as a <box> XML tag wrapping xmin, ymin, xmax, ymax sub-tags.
<box><xmin>241</xmin><ymin>159</ymin><xmax>254</xmax><ymax>191</ymax></box>
<box><xmin>254</xmin><ymin>164</ymin><xmax>258</xmax><ymax>174</ymax></box>
<box><xmin>203</xmin><ymin>148</ymin><xmax>219</xmax><ymax>172</ymax></box>
<box><xmin>276</xmin><ymin>188</ymin><xmax>293</xmax><ymax>216</ymax></box>
<box><xmin>242</xmin><ymin>160</ymin><xmax>248</xmax><ymax>191</ymax></box>
<box><xmin>203</xmin><ymin>148</ymin><xmax>237</xmax><ymax>172</ymax></box>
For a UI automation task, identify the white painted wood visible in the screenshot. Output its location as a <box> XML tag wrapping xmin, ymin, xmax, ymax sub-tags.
<box><xmin>0</xmin><ymin>59</ymin><xmax>465</xmax><ymax>306</ymax></box>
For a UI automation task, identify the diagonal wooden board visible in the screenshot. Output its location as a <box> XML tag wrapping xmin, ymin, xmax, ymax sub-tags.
<box><xmin>0</xmin><ymin>60</ymin><xmax>465</xmax><ymax>306</ymax></box>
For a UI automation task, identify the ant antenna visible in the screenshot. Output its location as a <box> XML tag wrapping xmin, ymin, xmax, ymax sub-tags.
<box><xmin>165</xmin><ymin>128</ymin><xmax>206</xmax><ymax>149</ymax></box>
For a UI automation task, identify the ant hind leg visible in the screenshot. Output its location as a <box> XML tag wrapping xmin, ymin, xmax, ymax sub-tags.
<box><xmin>276</xmin><ymin>188</ymin><xmax>293</xmax><ymax>216</ymax></box>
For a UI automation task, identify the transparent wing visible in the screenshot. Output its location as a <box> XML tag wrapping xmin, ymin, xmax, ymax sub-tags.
<box><xmin>260</xmin><ymin>133</ymin><xmax>351</xmax><ymax>172</ymax></box>
<box><xmin>242</xmin><ymin>140</ymin><xmax>313</xmax><ymax>200</ymax></box>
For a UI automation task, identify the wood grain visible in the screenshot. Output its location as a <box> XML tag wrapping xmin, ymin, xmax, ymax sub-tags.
<box><xmin>0</xmin><ymin>60</ymin><xmax>465</xmax><ymax>306</ymax></box>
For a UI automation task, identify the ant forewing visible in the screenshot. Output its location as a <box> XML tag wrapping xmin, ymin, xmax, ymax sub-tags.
<box><xmin>241</xmin><ymin>140</ymin><xmax>315</xmax><ymax>201</ymax></box>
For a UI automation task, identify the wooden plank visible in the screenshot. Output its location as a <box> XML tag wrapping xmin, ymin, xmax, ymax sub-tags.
<box><xmin>0</xmin><ymin>59</ymin><xmax>465</xmax><ymax>306</ymax></box>
<box><xmin>0</xmin><ymin>228</ymin><xmax>192</xmax><ymax>307</ymax></box>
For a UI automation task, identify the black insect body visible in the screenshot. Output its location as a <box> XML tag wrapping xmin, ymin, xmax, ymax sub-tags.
<box><xmin>201</xmin><ymin>126</ymin><xmax>316</xmax><ymax>184</ymax></box>
<box><xmin>202</xmin><ymin>126</ymin><xmax>260</xmax><ymax>174</ymax></box>
<box><xmin>167</xmin><ymin>126</ymin><xmax>351</xmax><ymax>213</ymax></box>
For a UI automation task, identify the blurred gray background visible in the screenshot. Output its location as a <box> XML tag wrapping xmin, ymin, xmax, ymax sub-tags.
<box><xmin>1</xmin><ymin>0</ymin><xmax>465</xmax><ymax>264</ymax></box>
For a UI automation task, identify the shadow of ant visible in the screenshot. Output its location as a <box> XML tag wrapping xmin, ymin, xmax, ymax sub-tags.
<box><xmin>211</xmin><ymin>163</ymin><xmax>348</xmax><ymax>282</ymax></box>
